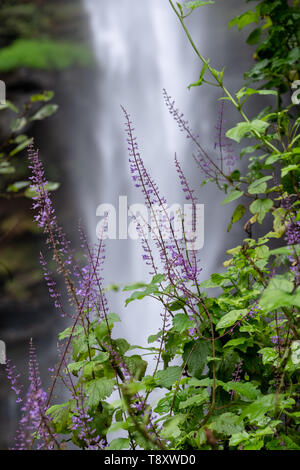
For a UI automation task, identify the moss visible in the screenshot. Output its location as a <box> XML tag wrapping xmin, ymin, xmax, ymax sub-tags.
<box><xmin>0</xmin><ymin>39</ymin><xmax>94</xmax><ymax>72</ymax></box>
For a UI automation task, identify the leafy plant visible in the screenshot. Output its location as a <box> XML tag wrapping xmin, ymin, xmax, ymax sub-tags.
<box><xmin>4</xmin><ymin>0</ymin><xmax>300</xmax><ymax>451</ymax></box>
<box><xmin>0</xmin><ymin>39</ymin><xmax>93</xmax><ymax>72</ymax></box>
<box><xmin>0</xmin><ymin>90</ymin><xmax>59</xmax><ymax>199</ymax></box>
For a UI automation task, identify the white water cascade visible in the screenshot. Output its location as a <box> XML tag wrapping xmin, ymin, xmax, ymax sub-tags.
<box><xmin>82</xmin><ymin>0</ymin><xmax>250</xmax><ymax>346</ymax></box>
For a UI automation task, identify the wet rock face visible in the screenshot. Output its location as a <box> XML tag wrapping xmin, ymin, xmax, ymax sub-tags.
<box><xmin>0</xmin><ymin>0</ymin><xmax>99</xmax><ymax>449</ymax></box>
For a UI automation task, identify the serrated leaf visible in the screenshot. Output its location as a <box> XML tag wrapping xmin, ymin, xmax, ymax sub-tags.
<box><xmin>240</xmin><ymin>394</ymin><xmax>275</xmax><ymax>424</ymax></box>
<box><xmin>223</xmin><ymin>381</ymin><xmax>261</xmax><ymax>400</ymax></box>
<box><xmin>183</xmin><ymin>340</ymin><xmax>212</xmax><ymax>378</ymax></box>
<box><xmin>216</xmin><ymin>309</ymin><xmax>248</xmax><ymax>330</ymax></box>
<box><xmin>172</xmin><ymin>313</ymin><xmax>195</xmax><ymax>333</ymax></box>
<box><xmin>124</xmin><ymin>355</ymin><xmax>147</xmax><ymax>380</ymax></box>
<box><xmin>155</xmin><ymin>366</ymin><xmax>182</xmax><ymax>388</ymax></box>
<box><xmin>45</xmin><ymin>403</ymin><xmax>70</xmax><ymax>433</ymax></box>
<box><xmin>84</xmin><ymin>378</ymin><xmax>115</xmax><ymax>408</ymax></box>
<box><xmin>209</xmin><ymin>412</ymin><xmax>244</xmax><ymax>435</ymax></box>
<box><xmin>178</xmin><ymin>389</ymin><xmax>209</xmax><ymax>409</ymax></box>
<box><xmin>161</xmin><ymin>415</ymin><xmax>186</xmax><ymax>439</ymax></box>
<box><xmin>58</xmin><ymin>325</ymin><xmax>83</xmax><ymax>341</ymax></box>
<box><xmin>108</xmin><ymin>438</ymin><xmax>130</xmax><ymax>450</ymax></box>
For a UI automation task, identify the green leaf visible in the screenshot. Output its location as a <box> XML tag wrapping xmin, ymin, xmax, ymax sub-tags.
<box><xmin>9</xmin><ymin>137</ymin><xmax>33</xmax><ymax>157</ymax></box>
<box><xmin>243</xmin><ymin>438</ymin><xmax>264</xmax><ymax>450</ymax></box>
<box><xmin>172</xmin><ymin>313</ymin><xmax>195</xmax><ymax>333</ymax></box>
<box><xmin>281</xmin><ymin>164</ymin><xmax>299</xmax><ymax>178</ymax></box>
<box><xmin>223</xmin><ymin>381</ymin><xmax>261</xmax><ymax>400</ymax></box>
<box><xmin>226</xmin><ymin>120</ymin><xmax>269</xmax><ymax>143</ymax></box>
<box><xmin>248</xmin><ymin>176</ymin><xmax>273</xmax><ymax>194</ymax></box>
<box><xmin>113</xmin><ymin>338</ymin><xmax>130</xmax><ymax>355</ymax></box>
<box><xmin>11</xmin><ymin>117</ymin><xmax>27</xmax><ymax>132</ymax></box>
<box><xmin>155</xmin><ymin>366</ymin><xmax>182</xmax><ymax>388</ymax></box>
<box><xmin>189</xmin><ymin>377</ymin><xmax>224</xmax><ymax>388</ymax></box>
<box><xmin>240</xmin><ymin>394</ymin><xmax>275</xmax><ymax>425</ymax></box>
<box><xmin>124</xmin><ymin>355</ymin><xmax>147</xmax><ymax>380</ymax></box>
<box><xmin>67</xmin><ymin>360</ymin><xmax>86</xmax><ymax>375</ymax></box>
<box><xmin>265</xmin><ymin>153</ymin><xmax>281</xmax><ymax>165</ymax></box>
<box><xmin>151</xmin><ymin>274</ymin><xmax>165</xmax><ymax>284</ymax></box>
<box><xmin>183</xmin><ymin>340</ymin><xmax>212</xmax><ymax>378</ymax></box>
<box><xmin>168</xmin><ymin>298</ymin><xmax>186</xmax><ymax>311</ymax></box>
<box><xmin>125</xmin><ymin>285</ymin><xmax>160</xmax><ymax>306</ymax></box>
<box><xmin>58</xmin><ymin>324</ymin><xmax>83</xmax><ymax>341</ymax></box>
<box><xmin>221</xmin><ymin>190</ymin><xmax>244</xmax><ymax>206</ymax></box>
<box><xmin>258</xmin><ymin>347</ymin><xmax>279</xmax><ymax>365</ymax></box>
<box><xmin>108</xmin><ymin>438</ymin><xmax>130</xmax><ymax>450</ymax></box>
<box><xmin>246</xmin><ymin>28</ymin><xmax>261</xmax><ymax>45</ymax></box>
<box><xmin>259</xmin><ymin>278</ymin><xmax>300</xmax><ymax>311</ymax></box>
<box><xmin>30</xmin><ymin>91</ymin><xmax>54</xmax><ymax>102</ymax></box>
<box><xmin>216</xmin><ymin>309</ymin><xmax>248</xmax><ymax>330</ymax></box>
<box><xmin>161</xmin><ymin>415</ymin><xmax>186</xmax><ymax>439</ymax></box>
<box><xmin>227</xmin><ymin>204</ymin><xmax>246</xmax><ymax>231</ymax></box>
<box><xmin>229</xmin><ymin>431</ymin><xmax>249</xmax><ymax>446</ymax></box>
<box><xmin>24</xmin><ymin>182</ymin><xmax>60</xmax><ymax>198</ymax></box>
<box><xmin>0</xmin><ymin>100</ymin><xmax>19</xmax><ymax>113</ymax></box>
<box><xmin>291</xmin><ymin>341</ymin><xmax>300</xmax><ymax>365</ymax></box>
<box><xmin>250</xmin><ymin>198</ymin><xmax>273</xmax><ymax>224</ymax></box>
<box><xmin>223</xmin><ymin>337</ymin><xmax>253</xmax><ymax>352</ymax></box>
<box><xmin>0</xmin><ymin>164</ymin><xmax>15</xmax><ymax>174</ymax></box>
<box><xmin>7</xmin><ymin>181</ymin><xmax>30</xmax><ymax>192</ymax></box>
<box><xmin>178</xmin><ymin>389</ymin><xmax>209</xmax><ymax>409</ymax></box>
<box><xmin>84</xmin><ymin>378</ymin><xmax>115</xmax><ymax>408</ymax></box>
<box><xmin>45</xmin><ymin>403</ymin><xmax>70</xmax><ymax>433</ymax></box>
<box><xmin>237</xmin><ymin>87</ymin><xmax>277</xmax><ymax>100</ymax></box>
<box><xmin>30</xmin><ymin>104</ymin><xmax>58</xmax><ymax>121</ymax></box>
<box><xmin>185</xmin><ymin>1</ymin><xmax>214</xmax><ymax>10</ymax></box>
<box><xmin>188</xmin><ymin>62</ymin><xmax>208</xmax><ymax>89</ymax></box>
<box><xmin>123</xmin><ymin>282</ymin><xmax>148</xmax><ymax>291</ymax></box>
<box><xmin>147</xmin><ymin>331</ymin><xmax>163</xmax><ymax>344</ymax></box>
<box><xmin>229</xmin><ymin>10</ymin><xmax>259</xmax><ymax>30</ymax></box>
<box><xmin>209</xmin><ymin>412</ymin><xmax>244</xmax><ymax>436</ymax></box>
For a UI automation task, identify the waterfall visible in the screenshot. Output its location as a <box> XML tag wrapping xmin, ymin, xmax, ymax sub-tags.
<box><xmin>82</xmin><ymin>0</ymin><xmax>250</xmax><ymax>347</ymax></box>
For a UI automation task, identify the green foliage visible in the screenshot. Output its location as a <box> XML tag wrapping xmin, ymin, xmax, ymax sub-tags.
<box><xmin>0</xmin><ymin>90</ymin><xmax>59</xmax><ymax>199</ymax></box>
<box><xmin>0</xmin><ymin>39</ymin><xmax>93</xmax><ymax>72</ymax></box>
<box><xmin>22</xmin><ymin>0</ymin><xmax>300</xmax><ymax>452</ymax></box>
<box><xmin>229</xmin><ymin>0</ymin><xmax>300</xmax><ymax>96</ymax></box>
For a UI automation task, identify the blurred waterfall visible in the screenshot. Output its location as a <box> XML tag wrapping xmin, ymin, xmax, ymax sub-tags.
<box><xmin>82</xmin><ymin>0</ymin><xmax>253</xmax><ymax>346</ymax></box>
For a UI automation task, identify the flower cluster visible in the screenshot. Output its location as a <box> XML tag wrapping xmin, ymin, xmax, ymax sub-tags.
<box><xmin>5</xmin><ymin>360</ymin><xmax>23</xmax><ymax>404</ymax></box>
<box><xmin>13</xmin><ymin>341</ymin><xmax>57</xmax><ymax>450</ymax></box>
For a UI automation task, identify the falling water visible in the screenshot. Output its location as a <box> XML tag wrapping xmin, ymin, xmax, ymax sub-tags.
<box><xmin>82</xmin><ymin>0</ymin><xmax>252</xmax><ymax>346</ymax></box>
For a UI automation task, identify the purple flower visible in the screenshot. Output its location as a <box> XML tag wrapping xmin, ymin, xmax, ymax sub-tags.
<box><xmin>5</xmin><ymin>360</ymin><xmax>23</xmax><ymax>404</ymax></box>
<box><xmin>13</xmin><ymin>340</ymin><xmax>57</xmax><ymax>450</ymax></box>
